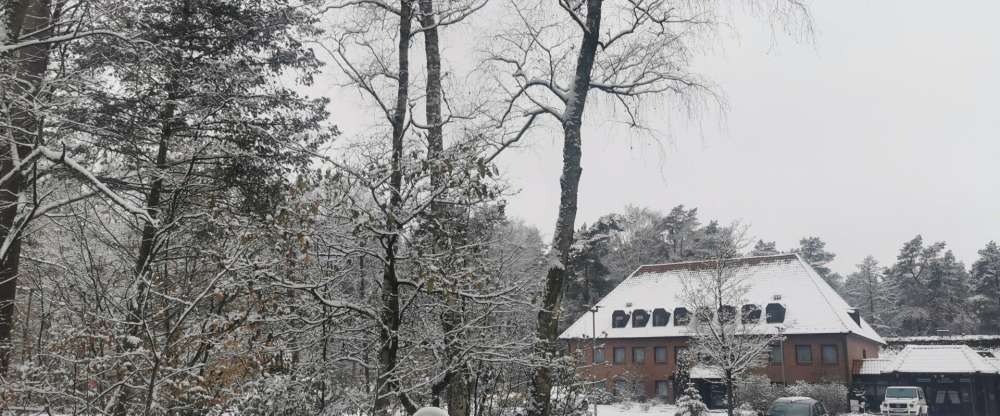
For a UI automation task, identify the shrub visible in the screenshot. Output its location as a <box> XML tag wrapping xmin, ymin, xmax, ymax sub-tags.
<box><xmin>735</xmin><ymin>374</ymin><xmax>783</xmax><ymax>413</ymax></box>
<box><xmin>675</xmin><ymin>383</ymin><xmax>708</xmax><ymax>416</ymax></box>
<box><xmin>784</xmin><ymin>380</ymin><xmax>849</xmax><ymax>415</ymax></box>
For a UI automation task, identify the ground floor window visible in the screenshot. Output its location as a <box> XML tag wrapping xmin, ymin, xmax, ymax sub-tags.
<box><xmin>769</xmin><ymin>343</ymin><xmax>783</xmax><ymax>365</ymax></box>
<box><xmin>614</xmin><ymin>378</ymin><xmax>629</xmax><ymax>396</ymax></box>
<box><xmin>821</xmin><ymin>344</ymin><xmax>839</xmax><ymax>365</ymax></box>
<box><xmin>655</xmin><ymin>380</ymin><xmax>670</xmax><ymax>398</ymax></box>
<box><xmin>795</xmin><ymin>345</ymin><xmax>813</xmax><ymax>365</ymax></box>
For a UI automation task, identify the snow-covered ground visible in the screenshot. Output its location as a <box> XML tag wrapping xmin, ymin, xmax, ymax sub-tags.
<box><xmin>592</xmin><ymin>404</ymin><xmax>876</xmax><ymax>416</ymax></box>
<box><xmin>593</xmin><ymin>403</ymin><xmax>728</xmax><ymax>416</ymax></box>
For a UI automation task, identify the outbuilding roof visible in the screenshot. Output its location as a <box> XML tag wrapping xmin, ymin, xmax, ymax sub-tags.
<box><xmin>855</xmin><ymin>345</ymin><xmax>1000</xmax><ymax>375</ymax></box>
<box><xmin>558</xmin><ymin>253</ymin><xmax>884</xmax><ymax>344</ymax></box>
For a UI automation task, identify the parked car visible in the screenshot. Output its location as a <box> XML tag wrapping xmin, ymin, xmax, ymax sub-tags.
<box><xmin>766</xmin><ymin>397</ymin><xmax>830</xmax><ymax>416</ymax></box>
<box><xmin>879</xmin><ymin>386</ymin><xmax>928</xmax><ymax>416</ymax></box>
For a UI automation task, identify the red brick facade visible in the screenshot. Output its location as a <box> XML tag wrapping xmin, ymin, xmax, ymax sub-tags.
<box><xmin>568</xmin><ymin>333</ymin><xmax>881</xmax><ymax>402</ymax></box>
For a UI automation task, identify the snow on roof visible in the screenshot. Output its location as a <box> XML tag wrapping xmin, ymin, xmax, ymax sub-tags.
<box><xmin>690</xmin><ymin>364</ymin><xmax>723</xmax><ymax>379</ymax></box>
<box><xmin>856</xmin><ymin>345</ymin><xmax>1000</xmax><ymax>375</ymax></box>
<box><xmin>885</xmin><ymin>335</ymin><xmax>1000</xmax><ymax>343</ymax></box>
<box><xmin>558</xmin><ymin>253</ymin><xmax>884</xmax><ymax>344</ymax></box>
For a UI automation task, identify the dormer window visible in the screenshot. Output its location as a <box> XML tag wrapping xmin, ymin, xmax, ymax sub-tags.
<box><xmin>717</xmin><ymin>305</ymin><xmax>736</xmax><ymax>323</ymax></box>
<box><xmin>741</xmin><ymin>304</ymin><xmax>762</xmax><ymax>324</ymax></box>
<box><xmin>673</xmin><ymin>307</ymin><xmax>690</xmax><ymax>326</ymax></box>
<box><xmin>695</xmin><ymin>307</ymin><xmax>714</xmax><ymax>323</ymax></box>
<box><xmin>612</xmin><ymin>310</ymin><xmax>630</xmax><ymax>328</ymax></box>
<box><xmin>632</xmin><ymin>310</ymin><xmax>650</xmax><ymax>328</ymax></box>
<box><xmin>652</xmin><ymin>308</ymin><xmax>670</xmax><ymax>327</ymax></box>
<box><xmin>766</xmin><ymin>303</ymin><xmax>786</xmax><ymax>323</ymax></box>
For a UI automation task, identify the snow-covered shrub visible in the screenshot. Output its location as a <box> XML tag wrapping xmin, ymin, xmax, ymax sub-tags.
<box><xmin>675</xmin><ymin>383</ymin><xmax>708</xmax><ymax>416</ymax></box>
<box><xmin>735</xmin><ymin>374</ymin><xmax>782</xmax><ymax>413</ymax></box>
<box><xmin>784</xmin><ymin>381</ymin><xmax>848</xmax><ymax>415</ymax></box>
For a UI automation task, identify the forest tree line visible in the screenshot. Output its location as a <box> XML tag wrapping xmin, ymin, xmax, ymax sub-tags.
<box><xmin>559</xmin><ymin>204</ymin><xmax>1000</xmax><ymax>339</ymax></box>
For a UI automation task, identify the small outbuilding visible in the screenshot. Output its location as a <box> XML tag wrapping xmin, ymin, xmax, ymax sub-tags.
<box><xmin>853</xmin><ymin>344</ymin><xmax>1000</xmax><ymax>416</ymax></box>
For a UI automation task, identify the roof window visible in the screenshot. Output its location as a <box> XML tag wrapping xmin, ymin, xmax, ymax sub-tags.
<box><xmin>632</xmin><ymin>310</ymin><xmax>650</xmax><ymax>328</ymax></box>
<box><xmin>695</xmin><ymin>307</ymin><xmax>714</xmax><ymax>323</ymax></box>
<box><xmin>765</xmin><ymin>303</ymin><xmax>786</xmax><ymax>323</ymax></box>
<box><xmin>741</xmin><ymin>304</ymin><xmax>762</xmax><ymax>324</ymax></box>
<box><xmin>673</xmin><ymin>307</ymin><xmax>690</xmax><ymax>326</ymax></box>
<box><xmin>718</xmin><ymin>305</ymin><xmax>736</xmax><ymax>323</ymax></box>
<box><xmin>612</xmin><ymin>310</ymin><xmax>630</xmax><ymax>328</ymax></box>
<box><xmin>652</xmin><ymin>308</ymin><xmax>670</xmax><ymax>327</ymax></box>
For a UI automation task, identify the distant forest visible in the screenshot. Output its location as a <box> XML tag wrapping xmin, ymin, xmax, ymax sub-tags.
<box><xmin>559</xmin><ymin>205</ymin><xmax>1000</xmax><ymax>338</ymax></box>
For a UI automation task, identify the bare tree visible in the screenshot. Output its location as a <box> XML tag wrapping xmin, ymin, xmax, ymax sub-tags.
<box><xmin>481</xmin><ymin>2</ymin><xmax>811</xmax><ymax>414</ymax></box>
<box><xmin>680</xmin><ymin>223</ymin><xmax>780</xmax><ymax>416</ymax></box>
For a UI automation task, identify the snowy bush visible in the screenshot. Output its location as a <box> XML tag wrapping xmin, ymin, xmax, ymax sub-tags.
<box><xmin>735</xmin><ymin>374</ymin><xmax>782</xmax><ymax>413</ymax></box>
<box><xmin>784</xmin><ymin>381</ymin><xmax>849</xmax><ymax>415</ymax></box>
<box><xmin>675</xmin><ymin>383</ymin><xmax>708</xmax><ymax>416</ymax></box>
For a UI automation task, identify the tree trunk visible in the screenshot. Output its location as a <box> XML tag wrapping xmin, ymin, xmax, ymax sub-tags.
<box><xmin>725</xmin><ymin>370</ymin><xmax>735</xmax><ymax>416</ymax></box>
<box><xmin>374</xmin><ymin>2</ymin><xmax>413</xmax><ymax>415</ymax></box>
<box><xmin>527</xmin><ymin>2</ymin><xmax>602</xmax><ymax>416</ymax></box>
<box><xmin>418</xmin><ymin>1</ymin><xmax>473</xmax><ymax>415</ymax></box>
<box><xmin>0</xmin><ymin>0</ymin><xmax>51</xmax><ymax>374</ymax></box>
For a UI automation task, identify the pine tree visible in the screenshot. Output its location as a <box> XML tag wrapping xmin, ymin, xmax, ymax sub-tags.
<box><xmin>970</xmin><ymin>241</ymin><xmax>1000</xmax><ymax>333</ymax></box>
<box><xmin>751</xmin><ymin>240</ymin><xmax>779</xmax><ymax>256</ymax></box>
<box><xmin>843</xmin><ymin>256</ymin><xmax>890</xmax><ymax>332</ymax></box>
<box><xmin>885</xmin><ymin>236</ymin><xmax>974</xmax><ymax>335</ymax></box>
<box><xmin>676</xmin><ymin>383</ymin><xmax>709</xmax><ymax>416</ymax></box>
<box><xmin>795</xmin><ymin>237</ymin><xmax>843</xmax><ymax>292</ymax></box>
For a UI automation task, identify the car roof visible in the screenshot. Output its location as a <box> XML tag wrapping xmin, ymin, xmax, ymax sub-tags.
<box><xmin>774</xmin><ymin>397</ymin><xmax>818</xmax><ymax>404</ymax></box>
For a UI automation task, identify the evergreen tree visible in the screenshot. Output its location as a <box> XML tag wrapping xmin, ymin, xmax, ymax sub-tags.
<box><xmin>885</xmin><ymin>236</ymin><xmax>974</xmax><ymax>335</ymax></box>
<box><xmin>970</xmin><ymin>241</ymin><xmax>1000</xmax><ymax>333</ymax></box>
<box><xmin>663</xmin><ymin>205</ymin><xmax>702</xmax><ymax>259</ymax></box>
<box><xmin>751</xmin><ymin>240</ymin><xmax>779</xmax><ymax>256</ymax></box>
<box><xmin>795</xmin><ymin>237</ymin><xmax>843</xmax><ymax>292</ymax></box>
<box><xmin>562</xmin><ymin>215</ymin><xmax>623</xmax><ymax>328</ymax></box>
<box><xmin>843</xmin><ymin>256</ymin><xmax>891</xmax><ymax>332</ymax></box>
<box><xmin>676</xmin><ymin>383</ymin><xmax>709</xmax><ymax>416</ymax></box>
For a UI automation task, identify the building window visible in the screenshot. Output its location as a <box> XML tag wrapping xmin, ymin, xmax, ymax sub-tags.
<box><xmin>655</xmin><ymin>380</ymin><xmax>670</xmax><ymax>398</ymax></box>
<box><xmin>821</xmin><ymin>344</ymin><xmax>839</xmax><ymax>365</ymax></box>
<box><xmin>675</xmin><ymin>346</ymin><xmax>689</xmax><ymax>366</ymax></box>
<box><xmin>652</xmin><ymin>308</ymin><xmax>670</xmax><ymax>326</ymax></box>
<box><xmin>632</xmin><ymin>310</ymin><xmax>650</xmax><ymax>327</ymax></box>
<box><xmin>592</xmin><ymin>380</ymin><xmax>606</xmax><ymax>392</ymax></box>
<box><xmin>742</xmin><ymin>304</ymin><xmax>762</xmax><ymax>323</ymax></box>
<box><xmin>795</xmin><ymin>345</ymin><xmax>812</xmax><ymax>365</ymax></box>
<box><xmin>633</xmin><ymin>381</ymin><xmax>645</xmax><ymax>398</ymax></box>
<box><xmin>766</xmin><ymin>303</ymin><xmax>786</xmax><ymax>323</ymax></box>
<box><xmin>612</xmin><ymin>310</ymin><xmax>629</xmax><ymax>328</ymax></box>
<box><xmin>768</xmin><ymin>343</ymin><xmax>783</xmax><ymax>365</ymax></box>
<box><xmin>654</xmin><ymin>346</ymin><xmax>668</xmax><ymax>363</ymax></box>
<box><xmin>632</xmin><ymin>347</ymin><xmax>646</xmax><ymax>364</ymax></box>
<box><xmin>862</xmin><ymin>349</ymin><xmax>867</xmax><ymax>359</ymax></box>
<box><xmin>674</xmin><ymin>307</ymin><xmax>690</xmax><ymax>326</ymax></box>
<box><xmin>695</xmin><ymin>307</ymin><xmax>714</xmax><ymax>322</ymax></box>
<box><xmin>594</xmin><ymin>348</ymin><xmax>606</xmax><ymax>364</ymax></box>
<box><xmin>613</xmin><ymin>347</ymin><xmax>626</xmax><ymax>364</ymax></box>
<box><xmin>614</xmin><ymin>378</ymin><xmax>629</xmax><ymax>396</ymax></box>
<box><xmin>717</xmin><ymin>305</ymin><xmax>736</xmax><ymax>323</ymax></box>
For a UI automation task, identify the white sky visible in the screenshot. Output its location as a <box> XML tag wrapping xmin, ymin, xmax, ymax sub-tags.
<box><xmin>319</xmin><ymin>0</ymin><xmax>1000</xmax><ymax>275</ymax></box>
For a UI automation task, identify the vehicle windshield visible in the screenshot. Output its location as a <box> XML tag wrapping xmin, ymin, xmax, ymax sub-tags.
<box><xmin>886</xmin><ymin>388</ymin><xmax>919</xmax><ymax>399</ymax></box>
<box><xmin>767</xmin><ymin>402</ymin><xmax>811</xmax><ymax>416</ymax></box>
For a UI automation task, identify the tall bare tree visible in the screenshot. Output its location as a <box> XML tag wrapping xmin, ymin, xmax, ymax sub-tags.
<box><xmin>485</xmin><ymin>2</ymin><xmax>810</xmax><ymax>414</ymax></box>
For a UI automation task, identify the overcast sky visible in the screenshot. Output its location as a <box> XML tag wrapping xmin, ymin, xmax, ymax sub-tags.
<box><xmin>321</xmin><ymin>1</ymin><xmax>1000</xmax><ymax>275</ymax></box>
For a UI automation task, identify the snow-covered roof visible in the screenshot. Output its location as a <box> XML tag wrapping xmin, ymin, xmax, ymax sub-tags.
<box><xmin>856</xmin><ymin>345</ymin><xmax>1000</xmax><ymax>375</ymax></box>
<box><xmin>885</xmin><ymin>335</ymin><xmax>1000</xmax><ymax>343</ymax></box>
<box><xmin>559</xmin><ymin>253</ymin><xmax>884</xmax><ymax>344</ymax></box>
